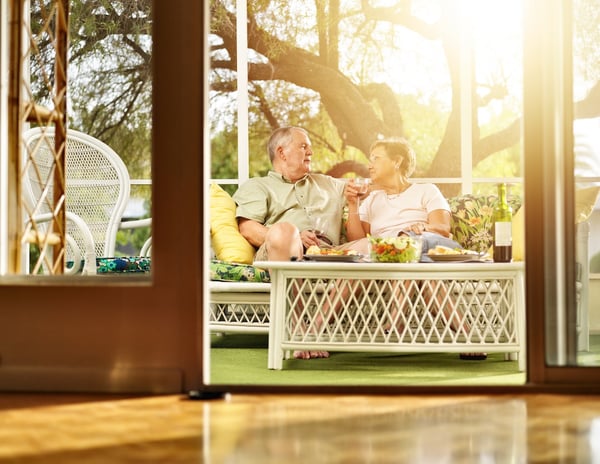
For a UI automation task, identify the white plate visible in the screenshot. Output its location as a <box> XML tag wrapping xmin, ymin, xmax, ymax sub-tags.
<box><xmin>428</xmin><ymin>253</ymin><xmax>483</xmax><ymax>262</ymax></box>
<box><xmin>303</xmin><ymin>254</ymin><xmax>363</xmax><ymax>262</ymax></box>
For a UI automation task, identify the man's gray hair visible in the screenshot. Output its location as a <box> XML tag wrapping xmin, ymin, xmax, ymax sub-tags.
<box><xmin>267</xmin><ymin>126</ymin><xmax>308</xmax><ymax>163</ymax></box>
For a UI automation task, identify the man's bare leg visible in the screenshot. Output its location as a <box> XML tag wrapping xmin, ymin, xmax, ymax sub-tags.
<box><xmin>292</xmin><ymin>278</ymin><xmax>356</xmax><ymax>359</ymax></box>
<box><xmin>289</xmin><ymin>238</ymin><xmax>369</xmax><ymax>360</ymax></box>
<box><xmin>261</xmin><ymin>224</ymin><xmax>328</xmax><ymax>359</ymax></box>
<box><xmin>293</xmin><ymin>350</ymin><xmax>330</xmax><ymax>359</ymax></box>
<box><xmin>263</xmin><ymin>223</ymin><xmax>304</xmax><ymax>261</ymax></box>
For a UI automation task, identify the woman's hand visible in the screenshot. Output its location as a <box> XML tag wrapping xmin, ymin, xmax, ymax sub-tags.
<box><xmin>422</xmin><ymin>210</ymin><xmax>452</xmax><ymax>237</ymax></box>
<box><xmin>344</xmin><ymin>179</ymin><xmax>369</xmax><ymax>208</ymax></box>
<box><xmin>406</xmin><ymin>222</ymin><xmax>428</xmax><ymax>235</ymax></box>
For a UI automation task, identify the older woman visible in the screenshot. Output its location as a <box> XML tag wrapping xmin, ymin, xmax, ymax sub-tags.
<box><xmin>345</xmin><ymin>138</ymin><xmax>461</xmax><ymax>260</ymax></box>
<box><xmin>344</xmin><ymin>138</ymin><xmax>485</xmax><ymax>361</ymax></box>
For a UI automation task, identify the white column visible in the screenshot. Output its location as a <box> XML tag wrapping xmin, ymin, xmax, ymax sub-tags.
<box><xmin>236</xmin><ymin>0</ymin><xmax>249</xmax><ymax>185</ymax></box>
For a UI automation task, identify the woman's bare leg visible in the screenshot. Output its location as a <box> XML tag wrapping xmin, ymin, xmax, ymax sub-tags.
<box><xmin>384</xmin><ymin>280</ymin><xmax>413</xmax><ymax>337</ymax></box>
<box><xmin>421</xmin><ymin>280</ymin><xmax>487</xmax><ymax>360</ymax></box>
<box><xmin>422</xmin><ymin>280</ymin><xmax>467</xmax><ymax>334</ymax></box>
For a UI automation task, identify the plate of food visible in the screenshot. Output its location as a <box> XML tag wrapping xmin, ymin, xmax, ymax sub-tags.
<box><xmin>303</xmin><ymin>254</ymin><xmax>363</xmax><ymax>262</ymax></box>
<box><xmin>368</xmin><ymin>235</ymin><xmax>422</xmax><ymax>263</ymax></box>
<box><xmin>304</xmin><ymin>246</ymin><xmax>362</xmax><ymax>262</ymax></box>
<box><xmin>427</xmin><ymin>245</ymin><xmax>486</xmax><ymax>262</ymax></box>
<box><xmin>428</xmin><ymin>254</ymin><xmax>481</xmax><ymax>262</ymax></box>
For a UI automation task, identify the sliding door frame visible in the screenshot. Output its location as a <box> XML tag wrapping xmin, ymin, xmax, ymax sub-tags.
<box><xmin>1</xmin><ymin>0</ymin><xmax>599</xmax><ymax>395</ymax></box>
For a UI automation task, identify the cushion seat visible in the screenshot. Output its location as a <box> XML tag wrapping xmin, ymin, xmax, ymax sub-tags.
<box><xmin>96</xmin><ymin>256</ymin><xmax>151</xmax><ymax>273</ymax></box>
<box><xmin>210</xmin><ymin>260</ymin><xmax>270</xmax><ymax>283</ymax></box>
<box><xmin>66</xmin><ymin>256</ymin><xmax>152</xmax><ymax>274</ymax></box>
<box><xmin>448</xmin><ymin>193</ymin><xmax>522</xmax><ymax>253</ymax></box>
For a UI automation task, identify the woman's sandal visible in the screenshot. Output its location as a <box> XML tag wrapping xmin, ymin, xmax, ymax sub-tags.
<box><xmin>459</xmin><ymin>353</ymin><xmax>488</xmax><ymax>361</ymax></box>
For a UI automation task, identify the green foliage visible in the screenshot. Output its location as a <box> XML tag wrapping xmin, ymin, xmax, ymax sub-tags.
<box><xmin>208</xmin><ymin>0</ymin><xmax>535</xmax><ymax>188</ymax></box>
<box><xmin>211</xmin><ymin>131</ymin><xmax>239</xmax><ymax>180</ymax></box>
<box><xmin>399</xmin><ymin>94</ymin><xmax>448</xmax><ymax>175</ymax></box>
<box><xmin>115</xmin><ymin>227</ymin><xmax>151</xmax><ymax>257</ymax></box>
<box><xmin>474</xmin><ymin>107</ymin><xmax>522</xmax><ymax>183</ymax></box>
<box><xmin>30</xmin><ymin>0</ymin><xmax>154</xmax><ymax>176</ymax></box>
<box><xmin>34</xmin><ymin>0</ymin><xmax>598</xmax><ymax>195</ymax></box>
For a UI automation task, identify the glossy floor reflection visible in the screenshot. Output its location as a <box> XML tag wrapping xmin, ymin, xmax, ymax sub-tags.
<box><xmin>0</xmin><ymin>392</ymin><xmax>599</xmax><ymax>462</ymax></box>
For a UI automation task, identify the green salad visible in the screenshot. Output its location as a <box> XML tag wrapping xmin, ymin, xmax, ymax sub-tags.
<box><xmin>368</xmin><ymin>235</ymin><xmax>422</xmax><ymax>263</ymax></box>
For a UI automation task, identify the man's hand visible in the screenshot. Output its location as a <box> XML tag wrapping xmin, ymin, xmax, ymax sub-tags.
<box><xmin>300</xmin><ymin>229</ymin><xmax>321</xmax><ymax>249</ymax></box>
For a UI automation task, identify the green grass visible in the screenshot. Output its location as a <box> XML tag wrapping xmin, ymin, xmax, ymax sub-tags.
<box><xmin>210</xmin><ymin>334</ymin><xmax>527</xmax><ymax>386</ymax></box>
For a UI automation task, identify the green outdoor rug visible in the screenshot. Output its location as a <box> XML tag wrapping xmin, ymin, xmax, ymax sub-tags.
<box><xmin>210</xmin><ymin>334</ymin><xmax>527</xmax><ymax>386</ymax></box>
<box><xmin>577</xmin><ymin>334</ymin><xmax>600</xmax><ymax>366</ymax></box>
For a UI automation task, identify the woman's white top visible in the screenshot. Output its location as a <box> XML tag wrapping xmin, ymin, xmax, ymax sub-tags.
<box><xmin>358</xmin><ymin>183</ymin><xmax>450</xmax><ymax>237</ymax></box>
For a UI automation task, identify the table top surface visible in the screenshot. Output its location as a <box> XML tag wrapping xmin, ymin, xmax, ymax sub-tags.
<box><xmin>254</xmin><ymin>260</ymin><xmax>525</xmax><ymax>273</ymax></box>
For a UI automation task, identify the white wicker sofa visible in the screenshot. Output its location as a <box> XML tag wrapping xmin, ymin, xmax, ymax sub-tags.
<box><xmin>209</xmin><ymin>184</ymin><xmax>271</xmax><ymax>334</ymax></box>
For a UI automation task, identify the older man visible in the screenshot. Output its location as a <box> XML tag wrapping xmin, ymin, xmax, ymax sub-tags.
<box><xmin>233</xmin><ymin>126</ymin><xmax>358</xmax><ymax>261</ymax></box>
<box><xmin>233</xmin><ymin>126</ymin><xmax>366</xmax><ymax>360</ymax></box>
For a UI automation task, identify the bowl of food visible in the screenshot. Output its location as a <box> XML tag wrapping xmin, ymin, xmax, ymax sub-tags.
<box><xmin>368</xmin><ymin>235</ymin><xmax>422</xmax><ymax>263</ymax></box>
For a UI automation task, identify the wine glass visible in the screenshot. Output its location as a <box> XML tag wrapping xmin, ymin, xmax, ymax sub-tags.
<box><xmin>311</xmin><ymin>215</ymin><xmax>327</xmax><ymax>237</ymax></box>
<box><xmin>354</xmin><ymin>177</ymin><xmax>371</xmax><ymax>197</ymax></box>
<box><xmin>309</xmin><ymin>213</ymin><xmax>336</xmax><ymax>247</ymax></box>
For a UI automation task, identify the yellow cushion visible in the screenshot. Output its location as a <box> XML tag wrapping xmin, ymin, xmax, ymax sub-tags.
<box><xmin>210</xmin><ymin>184</ymin><xmax>255</xmax><ymax>264</ymax></box>
<box><xmin>512</xmin><ymin>205</ymin><xmax>525</xmax><ymax>261</ymax></box>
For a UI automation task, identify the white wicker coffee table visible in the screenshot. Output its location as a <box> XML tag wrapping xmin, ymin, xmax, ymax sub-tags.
<box><xmin>255</xmin><ymin>260</ymin><xmax>525</xmax><ymax>371</ymax></box>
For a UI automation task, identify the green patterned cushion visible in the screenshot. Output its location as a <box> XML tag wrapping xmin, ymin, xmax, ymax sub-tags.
<box><xmin>448</xmin><ymin>194</ymin><xmax>522</xmax><ymax>253</ymax></box>
<box><xmin>210</xmin><ymin>259</ymin><xmax>270</xmax><ymax>283</ymax></box>
<box><xmin>66</xmin><ymin>257</ymin><xmax>152</xmax><ymax>274</ymax></box>
<box><xmin>96</xmin><ymin>256</ymin><xmax>151</xmax><ymax>273</ymax></box>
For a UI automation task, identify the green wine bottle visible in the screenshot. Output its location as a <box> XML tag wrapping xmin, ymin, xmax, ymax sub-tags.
<box><xmin>493</xmin><ymin>183</ymin><xmax>513</xmax><ymax>262</ymax></box>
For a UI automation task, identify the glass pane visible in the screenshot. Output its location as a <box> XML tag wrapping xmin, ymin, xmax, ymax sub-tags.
<box><xmin>573</xmin><ymin>0</ymin><xmax>600</xmax><ymax>365</ymax></box>
<box><xmin>4</xmin><ymin>1</ymin><xmax>153</xmax><ymax>277</ymax></box>
<box><xmin>208</xmin><ymin>0</ymin><xmax>526</xmax><ymax>386</ymax></box>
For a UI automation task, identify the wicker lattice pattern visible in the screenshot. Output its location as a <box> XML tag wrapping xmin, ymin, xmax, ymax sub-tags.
<box><xmin>210</xmin><ymin>303</ymin><xmax>270</xmax><ymax>333</ymax></box>
<box><xmin>284</xmin><ymin>277</ymin><xmax>517</xmax><ymax>346</ymax></box>
<box><xmin>210</xmin><ymin>282</ymin><xmax>271</xmax><ymax>333</ymax></box>
<box><xmin>16</xmin><ymin>0</ymin><xmax>70</xmax><ymax>274</ymax></box>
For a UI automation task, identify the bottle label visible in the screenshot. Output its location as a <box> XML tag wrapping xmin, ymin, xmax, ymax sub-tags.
<box><xmin>494</xmin><ymin>222</ymin><xmax>512</xmax><ymax>246</ymax></box>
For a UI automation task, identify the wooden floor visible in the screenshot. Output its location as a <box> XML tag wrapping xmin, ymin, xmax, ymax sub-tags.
<box><xmin>1</xmin><ymin>392</ymin><xmax>600</xmax><ymax>462</ymax></box>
